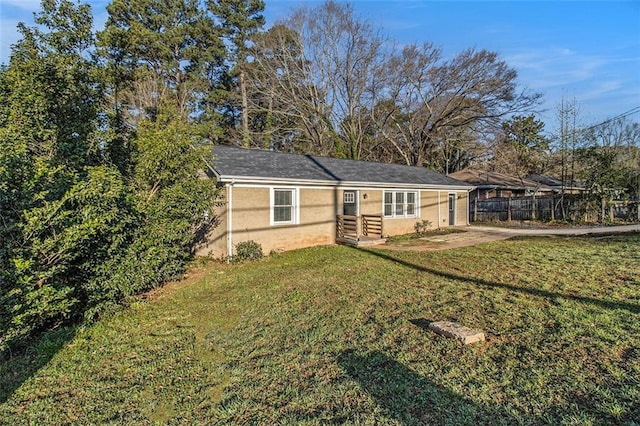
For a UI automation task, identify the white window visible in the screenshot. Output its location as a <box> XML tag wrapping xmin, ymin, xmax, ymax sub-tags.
<box><xmin>407</xmin><ymin>192</ymin><xmax>416</xmax><ymax>216</ymax></box>
<box><xmin>383</xmin><ymin>191</ymin><xmax>419</xmax><ymax>218</ymax></box>
<box><xmin>395</xmin><ymin>192</ymin><xmax>405</xmax><ymax>216</ymax></box>
<box><xmin>384</xmin><ymin>192</ymin><xmax>393</xmax><ymax>217</ymax></box>
<box><xmin>271</xmin><ymin>188</ymin><xmax>298</xmax><ymax>225</ymax></box>
<box><xmin>344</xmin><ymin>192</ymin><xmax>355</xmax><ymax>204</ymax></box>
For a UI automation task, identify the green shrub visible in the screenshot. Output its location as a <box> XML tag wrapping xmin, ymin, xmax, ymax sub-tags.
<box><xmin>234</xmin><ymin>240</ymin><xmax>263</xmax><ymax>262</ymax></box>
<box><xmin>0</xmin><ymin>113</ymin><xmax>221</xmax><ymax>352</ymax></box>
<box><xmin>0</xmin><ymin>166</ymin><xmax>135</xmax><ymax>352</ymax></box>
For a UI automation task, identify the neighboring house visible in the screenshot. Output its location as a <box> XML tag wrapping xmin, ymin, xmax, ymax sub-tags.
<box><xmin>198</xmin><ymin>145</ymin><xmax>474</xmax><ymax>258</ymax></box>
<box><xmin>449</xmin><ymin>169</ymin><xmax>553</xmax><ymax>201</ymax></box>
<box><xmin>526</xmin><ymin>174</ymin><xmax>586</xmax><ymax>194</ymax></box>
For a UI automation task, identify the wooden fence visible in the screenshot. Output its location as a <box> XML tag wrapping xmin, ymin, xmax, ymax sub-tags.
<box><xmin>336</xmin><ymin>215</ymin><xmax>358</xmax><ymax>240</ymax></box>
<box><xmin>362</xmin><ymin>215</ymin><xmax>383</xmax><ymax>238</ymax></box>
<box><xmin>336</xmin><ymin>214</ymin><xmax>384</xmax><ymax>241</ymax></box>
<box><xmin>471</xmin><ymin>195</ymin><xmax>640</xmax><ymax>223</ymax></box>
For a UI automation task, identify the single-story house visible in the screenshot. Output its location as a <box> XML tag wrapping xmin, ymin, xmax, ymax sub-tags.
<box><xmin>448</xmin><ymin>169</ymin><xmax>553</xmax><ymax>201</ymax></box>
<box><xmin>198</xmin><ymin>145</ymin><xmax>474</xmax><ymax>258</ymax></box>
<box><xmin>526</xmin><ymin>174</ymin><xmax>585</xmax><ymax>194</ymax></box>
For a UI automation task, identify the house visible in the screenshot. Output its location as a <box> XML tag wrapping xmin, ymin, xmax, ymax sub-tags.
<box><xmin>448</xmin><ymin>169</ymin><xmax>553</xmax><ymax>201</ymax></box>
<box><xmin>526</xmin><ymin>174</ymin><xmax>585</xmax><ymax>194</ymax></box>
<box><xmin>198</xmin><ymin>145</ymin><xmax>474</xmax><ymax>259</ymax></box>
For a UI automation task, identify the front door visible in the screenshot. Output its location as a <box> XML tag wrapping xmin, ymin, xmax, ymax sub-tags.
<box><xmin>448</xmin><ymin>194</ymin><xmax>456</xmax><ymax>225</ymax></box>
<box><xmin>343</xmin><ymin>190</ymin><xmax>358</xmax><ymax>216</ymax></box>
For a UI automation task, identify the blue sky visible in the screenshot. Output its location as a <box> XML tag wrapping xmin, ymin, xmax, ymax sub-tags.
<box><xmin>1</xmin><ymin>0</ymin><xmax>639</xmax><ymax>134</ymax></box>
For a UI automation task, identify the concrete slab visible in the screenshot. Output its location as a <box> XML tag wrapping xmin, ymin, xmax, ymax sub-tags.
<box><xmin>428</xmin><ymin>321</ymin><xmax>485</xmax><ymax>345</ymax></box>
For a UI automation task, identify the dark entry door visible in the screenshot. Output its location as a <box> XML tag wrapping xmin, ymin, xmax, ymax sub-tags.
<box><xmin>343</xmin><ymin>190</ymin><xmax>358</xmax><ymax>216</ymax></box>
<box><xmin>448</xmin><ymin>194</ymin><xmax>456</xmax><ymax>225</ymax></box>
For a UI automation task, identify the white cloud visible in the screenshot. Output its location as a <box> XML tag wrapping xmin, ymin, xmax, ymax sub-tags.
<box><xmin>505</xmin><ymin>47</ymin><xmax>609</xmax><ymax>90</ymax></box>
<box><xmin>580</xmin><ymin>80</ymin><xmax>623</xmax><ymax>101</ymax></box>
<box><xmin>502</xmin><ymin>45</ymin><xmax>640</xmax><ymax>126</ymax></box>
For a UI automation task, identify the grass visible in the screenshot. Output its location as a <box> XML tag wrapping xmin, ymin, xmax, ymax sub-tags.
<box><xmin>1</xmin><ymin>234</ymin><xmax>639</xmax><ymax>425</ymax></box>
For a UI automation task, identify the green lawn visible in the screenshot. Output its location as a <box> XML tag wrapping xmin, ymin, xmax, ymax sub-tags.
<box><xmin>1</xmin><ymin>234</ymin><xmax>639</xmax><ymax>425</ymax></box>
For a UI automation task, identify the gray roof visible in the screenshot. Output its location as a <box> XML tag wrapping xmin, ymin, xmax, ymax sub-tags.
<box><xmin>211</xmin><ymin>145</ymin><xmax>472</xmax><ymax>188</ymax></box>
<box><xmin>526</xmin><ymin>174</ymin><xmax>563</xmax><ymax>187</ymax></box>
<box><xmin>527</xmin><ymin>174</ymin><xmax>585</xmax><ymax>189</ymax></box>
<box><xmin>449</xmin><ymin>169</ymin><xmax>552</xmax><ymax>191</ymax></box>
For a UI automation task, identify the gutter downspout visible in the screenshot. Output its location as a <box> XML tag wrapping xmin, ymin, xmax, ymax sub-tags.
<box><xmin>467</xmin><ymin>189</ymin><xmax>473</xmax><ymax>225</ymax></box>
<box><xmin>437</xmin><ymin>191</ymin><xmax>441</xmax><ymax>228</ymax></box>
<box><xmin>227</xmin><ymin>179</ymin><xmax>234</xmax><ymax>262</ymax></box>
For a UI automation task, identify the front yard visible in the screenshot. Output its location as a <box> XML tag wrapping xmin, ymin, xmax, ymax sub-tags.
<box><xmin>1</xmin><ymin>234</ymin><xmax>639</xmax><ymax>425</ymax></box>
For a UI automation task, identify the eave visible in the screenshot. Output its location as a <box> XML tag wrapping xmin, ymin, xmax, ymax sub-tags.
<box><xmin>216</xmin><ymin>174</ymin><xmax>475</xmax><ymax>192</ymax></box>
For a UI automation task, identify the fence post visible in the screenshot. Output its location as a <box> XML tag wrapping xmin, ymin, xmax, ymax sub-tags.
<box><xmin>531</xmin><ymin>194</ymin><xmax>537</xmax><ymax>220</ymax></box>
<box><xmin>507</xmin><ymin>196</ymin><xmax>512</xmax><ymax>221</ymax></box>
<box><xmin>609</xmin><ymin>202</ymin><xmax>614</xmax><ymax>222</ymax></box>
<box><xmin>473</xmin><ymin>197</ymin><xmax>478</xmax><ymax>222</ymax></box>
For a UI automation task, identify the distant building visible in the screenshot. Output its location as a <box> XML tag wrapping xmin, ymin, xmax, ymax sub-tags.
<box><xmin>449</xmin><ymin>169</ymin><xmax>553</xmax><ymax>200</ymax></box>
<box><xmin>526</xmin><ymin>174</ymin><xmax>585</xmax><ymax>194</ymax></box>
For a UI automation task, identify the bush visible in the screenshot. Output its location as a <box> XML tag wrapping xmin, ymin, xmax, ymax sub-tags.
<box><xmin>234</xmin><ymin>240</ymin><xmax>263</xmax><ymax>262</ymax></box>
<box><xmin>414</xmin><ymin>219</ymin><xmax>433</xmax><ymax>236</ymax></box>
<box><xmin>0</xmin><ymin>166</ymin><xmax>135</xmax><ymax>352</ymax></box>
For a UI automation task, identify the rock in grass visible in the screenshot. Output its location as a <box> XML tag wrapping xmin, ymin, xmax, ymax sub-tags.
<box><xmin>428</xmin><ymin>321</ymin><xmax>485</xmax><ymax>345</ymax></box>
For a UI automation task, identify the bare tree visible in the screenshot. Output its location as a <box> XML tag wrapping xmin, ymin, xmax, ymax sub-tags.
<box><xmin>247</xmin><ymin>0</ymin><xmax>541</xmax><ymax>168</ymax></box>
<box><xmin>247</xmin><ymin>1</ymin><xmax>385</xmax><ymax>158</ymax></box>
<box><xmin>247</xmin><ymin>24</ymin><xmax>332</xmax><ymax>153</ymax></box>
<box><xmin>373</xmin><ymin>44</ymin><xmax>542</xmax><ymax>167</ymax></box>
<box><xmin>553</xmin><ymin>96</ymin><xmax>582</xmax><ymax>192</ymax></box>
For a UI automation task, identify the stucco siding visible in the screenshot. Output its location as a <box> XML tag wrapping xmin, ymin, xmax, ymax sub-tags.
<box><xmin>456</xmin><ymin>192</ymin><xmax>469</xmax><ymax>226</ymax></box>
<box><xmin>438</xmin><ymin>191</ymin><xmax>448</xmax><ymax>227</ymax></box>
<box><xmin>228</xmin><ymin>186</ymin><xmax>270</xmax><ymax>248</ymax></box>
<box><xmin>198</xmin><ymin>184</ymin><xmax>471</xmax><ymax>258</ymax></box>
<box><xmin>199</xmin><ymin>186</ymin><xmax>338</xmax><ymax>258</ymax></box>
<box><xmin>358</xmin><ymin>189</ymin><xmax>382</xmax><ymax>216</ymax></box>
<box><xmin>196</xmin><ymin>186</ymin><xmax>229</xmax><ymax>258</ymax></box>
<box><xmin>420</xmin><ymin>191</ymin><xmax>440</xmax><ymax>228</ymax></box>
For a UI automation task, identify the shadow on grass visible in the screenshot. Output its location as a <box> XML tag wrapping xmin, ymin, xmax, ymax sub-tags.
<box><xmin>0</xmin><ymin>326</ymin><xmax>77</xmax><ymax>403</ymax></box>
<box><xmin>352</xmin><ymin>246</ymin><xmax>640</xmax><ymax>315</ymax></box>
<box><xmin>337</xmin><ymin>349</ymin><xmax>521</xmax><ymax>425</ymax></box>
<box><xmin>408</xmin><ymin>318</ymin><xmax>434</xmax><ymax>330</ymax></box>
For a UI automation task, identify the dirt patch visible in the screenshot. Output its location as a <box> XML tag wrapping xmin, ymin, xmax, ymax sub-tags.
<box><xmin>381</xmin><ymin>230</ymin><xmax>511</xmax><ymax>252</ymax></box>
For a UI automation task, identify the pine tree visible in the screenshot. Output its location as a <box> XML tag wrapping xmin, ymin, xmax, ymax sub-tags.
<box><xmin>98</xmin><ymin>0</ymin><xmax>225</xmax><ymax>126</ymax></box>
<box><xmin>207</xmin><ymin>0</ymin><xmax>265</xmax><ymax>147</ymax></box>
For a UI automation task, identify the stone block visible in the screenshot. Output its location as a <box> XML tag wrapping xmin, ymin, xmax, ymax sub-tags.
<box><xmin>428</xmin><ymin>320</ymin><xmax>485</xmax><ymax>345</ymax></box>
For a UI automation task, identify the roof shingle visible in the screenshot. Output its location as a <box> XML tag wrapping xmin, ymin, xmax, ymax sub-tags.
<box><xmin>211</xmin><ymin>145</ymin><xmax>472</xmax><ymax>188</ymax></box>
<box><xmin>449</xmin><ymin>169</ymin><xmax>552</xmax><ymax>190</ymax></box>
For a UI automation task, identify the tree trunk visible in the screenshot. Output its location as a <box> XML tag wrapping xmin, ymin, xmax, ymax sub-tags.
<box><xmin>240</xmin><ymin>67</ymin><xmax>250</xmax><ymax>147</ymax></box>
<box><xmin>531</xmin><ymin>193</ymin><xmax>537</xmax><ymax>220</ymax></box>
